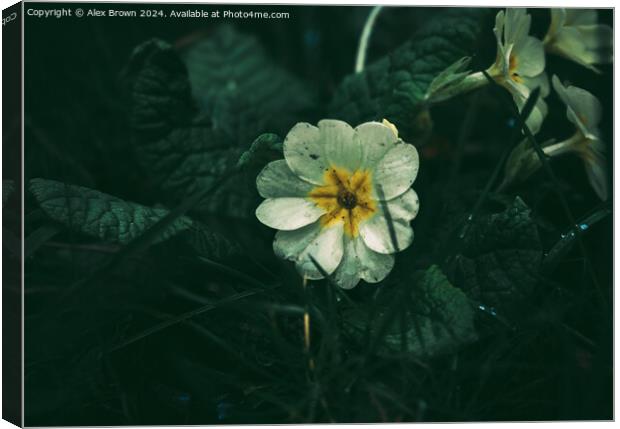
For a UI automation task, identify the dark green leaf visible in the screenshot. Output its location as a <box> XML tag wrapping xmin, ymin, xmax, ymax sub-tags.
<box><xmin>450</xmin><ymin>197</ymin><xmax>543</xmax><ymax>316</ymax></box>
<box><xmin>329</xmin><ymin>8</ymin><xmax>487</xmax><ymax>138</ymax></box>
<box><xmin>126</xmin><ymin>29</ymin><xmax>315</xmax><ymax>219</ymax></box>
<box><xmin>237</xmin><ymin>133</ymin><xmax>283</xmax><ymax>169</ymax></box>
<box><xmin>346</xmin><ymin>265</ymin><xmax>477</xmax><ymax>358</ymax></box>
<box><xmin>29</xmin><ymin>178</ymin><xmax>193</xmax><ymax>245</ymax></box>
<box><xmin>180</xmin><ymin>25</ymin><xmax>316</xmax><ymax>142</ymax></box>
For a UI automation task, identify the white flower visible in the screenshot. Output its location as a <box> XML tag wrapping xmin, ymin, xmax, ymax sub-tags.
<box><xmin>544</xmin><ymin>8</ymin><xmax>613</xmax><ymax>72</ymax></box>
<box><xmin>547</xmin><ymin>75</ymin><xmax>608</xmax><ymax>200</ymax></box>
<box><xmin>501</xmin><ymin>76</ymin><xmax>607</xmax><ymax>200</ymax></box>
<box><xmin>486</xmin><ymin>8</ymin><xmax>550</xmax><ymax>134</ymax></box>
<box><xmin>255</xmin><ymin>119</ymin><xmax>420</xmax><ymax>289</ymax></box>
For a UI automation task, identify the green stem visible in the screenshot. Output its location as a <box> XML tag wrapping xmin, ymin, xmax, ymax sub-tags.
<box><xmin>543</xmin><ymin>132</ymin><xmax>583</xmax><ymax>157</ymax></box>
<box><xmin>355</xmin><ymin>6</ymin><xmax>383</xmax><ymax>73</ymax></box>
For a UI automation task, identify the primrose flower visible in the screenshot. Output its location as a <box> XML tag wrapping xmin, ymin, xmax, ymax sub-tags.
<box><xmin>255</xmin><ymin>120</ymin><xmax>420</xmax><ymax>289</ymax></box>
<box><xmin>486</xmin><ymin>8</ymin><xmax>549</xmax><ymax>134</ymax></box>
<box><xmin>502</xmin><ymin>76</ymin><xmax>607</xmax><ymax>200</ymax></box>
<box><xmin>543</xmin><ymin>8</ymin><xmax>613</xmax><ymax>72</ymax></box>
<box><xmin>429</xmin><ymin>9</ymin><xmax>550</xmax><ymax>132</ymax></box>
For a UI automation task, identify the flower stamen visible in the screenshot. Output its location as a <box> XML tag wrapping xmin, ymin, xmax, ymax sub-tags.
<box><xmin>309</xmin><ymin>165</ymin><xmax>376</xmax><ymax>237</ymax></box>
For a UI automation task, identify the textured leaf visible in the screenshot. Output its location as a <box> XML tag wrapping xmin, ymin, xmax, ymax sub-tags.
<box><xmin>180</xmin><ymin>25</ymin><xmax>316</xmax><ymax>142</ymax></box>
<box><xmin>237</xmin><ymin>133</ymin><xmax>283</xmax><ymax>169</ymax></box>
<box><xmin>451</xmin><ymin>197</ymin><xmax>543</xmax><ymax>316</ymax></box>
<box><xmin>29</xmin><ymin>178</ymin><xmax>192</xmax><ymax>245</ymax></box>
<box><xmin>127</xmin><ymin>29</ymin><xmax>315</xmax><ymax>219</ymax></box>
<box><xmin>329</xmin><ymin>8</ymin><xmax>487</xmax><ymax>138</ymax></box>
<box><xmin>346</xmin><ymin>265</ymin><xmax>477</xmax><ymax>358</ymax></box>
<box><xmin>181</xmin><ymin>221</ymin><xmax>242</xmax><ymax>261</ymax></box>
<box><xmin>424</xmin><ymin>56</ymin><xmax>472</xmax><ymax>102</ymax></box>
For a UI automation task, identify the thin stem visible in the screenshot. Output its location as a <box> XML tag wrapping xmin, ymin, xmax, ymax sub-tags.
<box><xmin>355</xmin><ymin>6</ymin><xmax>383</xmax><ymax>73</ymax></box>
<box><xmin>542</xmin><ymin>132</ymin><xmax>583</xmax><ymax>158</ymax></box>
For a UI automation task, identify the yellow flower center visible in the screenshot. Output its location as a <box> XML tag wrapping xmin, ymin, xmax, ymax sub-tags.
<box><xmin>509</xmin><ymin>54</ymin><xmax>522</xmax><ymax>83</ymax></box>
<box><xmin>308</xmin><ymin>166</ymin><xmax>377</xmax><ymax>237</ymax></box>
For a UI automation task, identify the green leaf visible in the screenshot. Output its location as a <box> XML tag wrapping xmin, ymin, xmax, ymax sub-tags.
<box><xmin>424</xmin><ymin>56</ymin><xmax>472</xmax><ymax>101</ymax></box>
<box><xmin>237</xmin><ymin>133</ymin><xmax>283</xmax><ymax>169</ymax></box>
<box><xmin>329</xmin><ymin>8</ymin><xmax>487</xmax><ymax>138</ymax></box>
<box><xmin>450</xmin><ymin>197</ymin><xmax>543</xmax><ymax>317</ymax></box>
<box><xmin>126</xmin><ymin>29</ymin><xmax>315</xmax><ymax>219</ymax></box>
<box><xmin>182</xmin><ymin>221</ymin><xmax>242</xmax><ymax>261</ymax></box>
<box><xmin>3</xmin><ymin>180</ymin><xmax>15</xmax><ymax>207</ymax></box>
<box><xmin>29</xmin><ymin>178</ymin><xmax>193</xmax><ymax>245</ymax></box>
<box><xmin>180</xmin><ymin>25</ymin><xmax>316</xmax><ymax>142</ymax></box>
<box><xmin>346</xmin><ymin>265</ymin><xmax>477</xmax><ymax>358</ymax></box>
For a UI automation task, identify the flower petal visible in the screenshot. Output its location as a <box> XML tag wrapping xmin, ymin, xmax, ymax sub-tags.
<box><xmin>372</xmin><ymin>142</ymin><xmax>419</xmax><ymax>200</ymax></box>
<box><xmin>295</xmin><ymin>223</ymin><xmax>345</xmax><ymax>279</ymax></box>
<box><xmin>355</xmin><ymin>122</ymin><xmax>400</xmax><ymax>170</ymax></box>
<box><xmin>552</xmin><ymin>75</ymin><xmax>602</xmax><ymax>139</ymax></box>
<box><xmin>332</xmin><ymin>236</ymin><xmax>362</xmax><ymax>289</ymax></box>
<box><xmin>274</xmin><ymin>221</ymin><xmax>322</xmax><ymax>260</ymax></box>
<box><xmin>283</xmin><ymin>122</ymin><xmax>327</xmax><ymax>185</ymax></box>
<box><xmin>319</xmin><ymin>119</ymin><xmax>362</xmax><ymax>172</ymax></box>
<box><xmin>503</xmin><ymin>8</ymin><xmax>531</xmax><ymax>47</ymax></box>
<box><xmin>564</xmin><ymin>8</ymin><xmax>597</xmax><ymax>26</ymax></box>
<box><xmin>356</xmin><ymin>239</ymin><xmax>395</xmax><ymax>283</ymax></box>
<box><xmin>546</xmin><ymin>8</ymin><xmax>566</xmax><ymax>39</ymax></box>
<box><xmin>505</xmin><ymin>80</ymin><xmax>547</xmax><ymax>134</ymax></box>
<box><xmin>384</xmin><ymin>188</ymin><xmax>420</xmax><ymax>222</ymax></box>
<box><xmin>257</xmin><ymin>160</ymin><xmax>314</xmax><ymax>198</ymax></box>
<box><xmin>514</xmin><ymin>36</ymin><xmax>545</xmax><ymax>77</ymax></box>
<box><xmin>551</xmin><ymin>25</ymin><xmax>612</xmax><ymax>71</ymax></box>
<box><xmin>522</xmin><ymin>72</ymin><xmax>550</xmax><ymax>97</ymax></box>
<box><xmin>359</xmin><ymin>212</ymin><xmax>414</xmax><ymax>254</ymax></box>
<box><xmin>256</xmin><ymin>198</ymin><xmax>324</xmax><ymax>230</ymax></box>
<box><xmin>274</xmin><ymin>222</ymin><xmax>345</xmax><ymax>279</ymax></box>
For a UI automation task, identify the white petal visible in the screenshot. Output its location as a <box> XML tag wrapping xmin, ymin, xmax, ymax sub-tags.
<box><xmin>546</xmin><ymin>8</ymin><xmax>566</xmax><ymax>39</ymax></box>
<box><xmin>355</xmin><ymin>122</ymin><xmax>400</xmax><ymax>170</ymax></box>
<box><xmin>273</xmin><ymin>221</ymin><xmax>322</xmax><ymax>260</ymax></box>
<box><xmin>552</xmin><ymin>75</ymin><xmax>602</xmax><ymax>139</ymax></box>
<box><xmin>256</xmin><ymin>198</ymin><xmax>324</xmax><ymax>230</ymax></box>
<box><xmin>514</xmin><ymin>36</ymin><xmax>545</xmax><ymax>77</ymax></box>
<box><xmin>332</xmin><ymin>237</ymin><xmax>362</xmax><ymax>289</ymax></box>
<box><xmin>522</xmin><ymin>72</ymin><xmax>550</xmax><ymax>97</ymax></box>
<box><xmin>550</xmin><ymin>25</ymin><xmax>612</xmax><ymax>70</ymax></box>
<box><xmin>257</xmin><ymin>160</ymin><xmax>314</xmax><ymax>198</ymax></box>
<box><xmin>565</xmin><ymin>8</ymin><xmax>597</xmax><ymax>26</ymax></box>
<box><xmin>283</xmin><ymin>122</ymin><xmax>327</xmax><ymax>185</ymax></box>
<box><xmin>356</xmin><ymin>239</ymin><xmax>395</xmax><ymax>283</ymax></box>
<box><xmin>359</xmin><ymin>213</ymin><xmax>414</xmax><ymax>254</ymax></box>
<box><xmin>295</xmin><ymin>223</ymin><xmax>344</xmax><ymax>279</ymax></box>
<box><xmin>503</xmin><ymin>8</ymin><xmax>531</xmax><ymax>47</ymax></box>
<box><xmin>319</xmin><ymin>119</ymin><xmax>362</xmax><ymax>172</ymax></box>
<box><xmin>505</xmin><ymin>80</ymin><xmax>547</xmax><ymax>134</ymax></box>
<box><xmin>372</xmin><ymin>142</ymin><xmax>419</xmax><ymax>200</ymax></box>
<box><xmin>577</xmin><ymin>25</ymin><xmax>614</xmax><ymax>64</ymax></box>
<box><xmin>384</xmin><ymin>189</ymin><xmax>420</xmax><ymax>222</ymax></box>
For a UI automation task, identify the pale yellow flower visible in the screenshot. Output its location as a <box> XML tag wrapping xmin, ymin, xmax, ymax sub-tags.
<box><xmin>256</xmin><ymin>120</ymin><xmax>420</xmax><ymax>289</ymax></box>
<box><xmin>544</xmin><ymin>8</ymin><xmax>613</xmax><ymax>72</ymax></box>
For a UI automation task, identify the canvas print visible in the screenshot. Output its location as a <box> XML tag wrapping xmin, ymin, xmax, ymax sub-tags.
<box><xmin>2</xmin><ymin>2</ymin><xmax>613</xmax><ymax>425</ymax></box>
